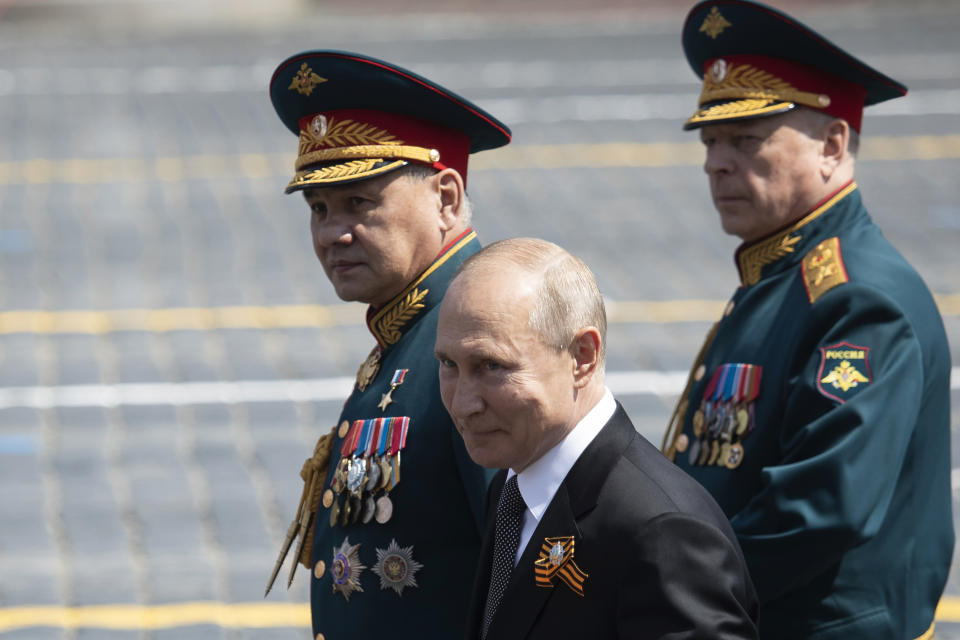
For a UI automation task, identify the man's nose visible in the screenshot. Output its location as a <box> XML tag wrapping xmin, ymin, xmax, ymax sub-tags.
<box><xmin>313</xmin><ymin>214</ymin><xmax>353</xmax><ymax>247</ymax></box>
<box><xmin>703</xmin><ymin>144</ymin><xmax>734</xmax><ymax>176</ymax></box>
<box><xmin>450</xmin><ymin>376</ymin><xmax>484</xmax><ymax>417</ymax></box>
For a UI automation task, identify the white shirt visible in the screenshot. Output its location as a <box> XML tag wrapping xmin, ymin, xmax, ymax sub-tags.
<box><xmin>506</xmin><ymin>387</ymin><xmax>616</xmax><ymax>565</ymax></box>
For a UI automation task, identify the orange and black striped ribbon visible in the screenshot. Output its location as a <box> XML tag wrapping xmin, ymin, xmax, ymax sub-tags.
<box><xmin>533</xmin><ymin>536</ymin><xmax>588</xmax><ymax>597</ymax></box>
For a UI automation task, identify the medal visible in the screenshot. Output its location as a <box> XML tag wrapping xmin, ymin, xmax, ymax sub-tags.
<box><xmin>692</xmin><ymin>409</ymin><xmax>705</xmax><ymax>436</ymax></box>
<box><xmin>375</xmin><ymin>420</ymin><xmax>394</xmax><ymax>490</ymax></box>
<box><xmin>373</xmin><ymin>539</ymin><xmax>423</xmax><ymax>596</ymax></box>
<box><xmin>726</xmin><ymin>442</ymin><xmax>745</xmax><ymax>469</ymax></box>
<box><xmin>697</xmin><ymin>438</ymin><xmax>711</xmax><ymax>466</ymax></box>
<box><xmin>365</xmin><ymin>460</ymin><xmax>381</xmax><ymax>491</ymax></box>
<box><xmin>362</xmin><ymin>495</ymin><xmax>376</xmax><ymax>524</ymax></box>
<box><xmin>346</xmin><ymin>458</ymin><xmax>367</xmax><ymax>495</ymax></box>
<box><xmin>688</xmin><ymin>438</ymin><xmax>701</xmax><ymax>466</ymax></box>
<box><xmin>385</xmin><ymin>417</ymin><xmax>409</xmax><ymax>492</ymax></box>
<box><xmin>377</xmin><ymin>369</ymin><xmax>409</xmax><ymax>411</ymax></box>
<box><xmin>330</xmin><ymin>537</ymin><xmax>366</xmax><ymax>601</ymax></box>
<box><xmin>718</xmin><ymin>442</ymin><xmax>731</xmax><ymax>467</ymax></box>
<box><xmin>707</xmin><ymin>440</ymin><xmax>720</xmax><ymax>465</ymax></box>
<box><xmin>355</xmin><ymin>346</ymin><xmax>382</xmax><ymax>392</ymax></box>
<box><xmin>375</xmin><ymin>495</ymin><xmax>394</xmax><ymax>523</ymax></box>
<box><xmin>736</xmin><ymin>408</ymin><xmax>749</xmax><ymax>435</ymax></box>
<box><xmin>350</xmin><ymin>495</ymin><xmax>362</xmax><ymax>525</ymax></box>
<box><xmin>339</xmin><ymin>496</ymin><xmax>351</xmax><ymax>526</ymax></box>
<box><xmin>378</xmin><ymin>455</ymin><xmax>393</xmax><ymax>490</ymax></box>
<box><xmin>329</xmin><ymin>496</ymin><xmax>341</xmax><ymax>528</ymax></box>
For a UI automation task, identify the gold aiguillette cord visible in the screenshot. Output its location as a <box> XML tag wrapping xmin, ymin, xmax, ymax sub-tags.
<box><xmin>264</xmin><ymin>425</ymin><xmax>335</xmax><ymax>596</ymax></box>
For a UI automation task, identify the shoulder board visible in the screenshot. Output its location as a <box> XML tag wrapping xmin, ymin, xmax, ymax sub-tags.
<box><xmin>801</xmin><ymin>237</ymin><xmax>849</xmax><ymax>304</ymax></box>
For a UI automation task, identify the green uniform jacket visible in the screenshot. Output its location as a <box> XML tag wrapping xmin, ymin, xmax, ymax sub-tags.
<box><xmin>666</xmin><ymin>183</ymin><xmax>953</xmax><ymax>639</ymax></box>
<box><xmin>310</xmin><ymin>230</ymin><xmax>494</xmax><ymax>639</ymax></box>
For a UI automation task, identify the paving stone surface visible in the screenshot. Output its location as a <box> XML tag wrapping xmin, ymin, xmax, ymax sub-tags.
<box><xmin>1</xmin><ymin>0</ymin><xmax>959</xmax><ymax>637</ymax></box>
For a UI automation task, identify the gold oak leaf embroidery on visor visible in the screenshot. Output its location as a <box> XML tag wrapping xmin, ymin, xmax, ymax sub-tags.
<box><xmin>699</xmin><ymin>63</ymin><xmax>831</xmax><ymax>111</ymax></box>
<box><xmin>534</xmin><ymin>536</ymin><xmax>588</xmax><ymax>596</ymax></box>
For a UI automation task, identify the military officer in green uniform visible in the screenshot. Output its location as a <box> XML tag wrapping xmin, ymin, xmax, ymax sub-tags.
<box><xmin>263</xmin><ymin>50</ymin><xmax>511</xmax><ymax>639</ymax></box>
<box><xmin>661</xmin><ymin>2</ymin><xmax>953</xmax><ymax>638</ymax></box>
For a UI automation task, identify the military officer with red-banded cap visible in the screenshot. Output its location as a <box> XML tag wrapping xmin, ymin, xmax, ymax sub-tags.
<box><xmin>263</xmin><ymin>50</ymin><xmax>510</xmax><ymax>640</ymax></box>
<box><xmin>661</xmin><ymin>3</ymin><xmax>953</xmax><ymax>639</ymax></box>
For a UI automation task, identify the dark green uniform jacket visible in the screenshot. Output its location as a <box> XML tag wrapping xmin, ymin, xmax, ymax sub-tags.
<box><xmin>666</xmin><ymin>182</ymin><xmax>953</xmax><ymax>640</ymax></box>
<box><xmin>310</xmin><ymin>229</ymin><xmax>493</xmax><ymax>639</ymax></box>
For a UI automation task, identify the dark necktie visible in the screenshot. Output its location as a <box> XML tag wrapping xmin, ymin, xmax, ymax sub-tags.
<box><xmin>481</xmin><ymin>474</ymin><xmax>526</xmax><ymax>640</ymax></box>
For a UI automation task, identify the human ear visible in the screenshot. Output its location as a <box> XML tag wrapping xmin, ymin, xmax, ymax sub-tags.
<box><xmin>820</xmin><ymin>118</ymin><xmax>849</xmax><ymax>180</ymax></box>
<box><xmin>434</xmin><ymin>168</ymin><xmax>465</xmax><ymax>232</ymax></box>
<box><xmin>570</xmin><ymin>327</ymin><xmax>602</xmax><ymax>388</ymax></box>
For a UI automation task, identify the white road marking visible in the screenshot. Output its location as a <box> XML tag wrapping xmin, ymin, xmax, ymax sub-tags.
<box><xmin>0</xmin><ymin>368</ymin><xmax>957</xmax><ymax>410</ymax></box>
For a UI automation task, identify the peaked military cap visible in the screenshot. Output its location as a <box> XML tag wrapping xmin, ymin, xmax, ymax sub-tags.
<box><xmin>682</xmin><ymin>0</ymin><xmax>907</xmax><ymax>131</ymax></box>
<box><xmin>270</xmin><ymin>50</ymin><xmax>511</xmax><ymax>193</ymax></box>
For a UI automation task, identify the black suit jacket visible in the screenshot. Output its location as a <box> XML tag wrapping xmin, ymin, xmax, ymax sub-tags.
<box><xmin>466</xmin><ymin>404</ymin><xmax>759</xmax><ymax>640</ymax></box>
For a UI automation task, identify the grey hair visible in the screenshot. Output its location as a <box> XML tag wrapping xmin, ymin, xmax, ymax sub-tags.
<box><xmin>793</xmin><ymin>106</ymin><xmax>860</xmax><ymax>157</ymax></box>
<box><xmin>400</xmin><ymin>163</ymin><xmax>473</xmax><ymax>227</ymax></box>
<box><xmin>455</xmin><ymin>237</ymin><xmax>607</xmax><ymax>369</ymax></box>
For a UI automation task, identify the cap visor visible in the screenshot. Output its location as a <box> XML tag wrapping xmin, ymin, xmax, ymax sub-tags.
<box><xmin>683</xmin><ymin>98</ymin><xmax>795</xmax><ymax>130</ymax></box>
<box><xmin>285</xmin><ymin>159</ymin><xmax>408</xmax><ymax>193</ymax></box>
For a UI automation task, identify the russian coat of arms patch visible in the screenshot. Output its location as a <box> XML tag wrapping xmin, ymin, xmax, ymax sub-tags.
<box><xmin>816</xmin><ymin>342</ymin><xmax>872</xmax><ymax>403</ymax></box>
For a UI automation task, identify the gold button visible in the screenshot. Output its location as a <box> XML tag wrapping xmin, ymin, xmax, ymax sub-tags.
<box><xmin>322</xmin><ymin>489</ymin><xmax>334</xmax><ymax>509</ymax></box>
<box><xmin>315</xmin><ymin>634</ymin><xmax>325</xmax><ymax>640</ymax></box>
<box><xmin>675</xmin><ymin>433</ymin><xmax>689</xmax><ymax>453</ymax></box>
<box><xmin>724</xmin><ymin>300</ymin><xmax>735</xmax><ymax>317</ymax></box>
<box><xmin>694</xmin><ymin>364</ymin><xmax>706</xmax><ymax>381</ymax></box>
<box><xmin>338</xmin><ymin>420</ymin><xmax>349</xmax><ymax>438</ymax></box>
<box><xmin>314</xmin><ymin>560</ymin><xmax>326</xmax><ymax>579</ymax></box>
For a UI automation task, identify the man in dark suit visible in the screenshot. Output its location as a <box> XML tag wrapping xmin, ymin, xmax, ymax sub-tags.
<box><xmin>434</xmin><ymin>237</ymin><xmax>759</xmax><ymax>640</ymax></box>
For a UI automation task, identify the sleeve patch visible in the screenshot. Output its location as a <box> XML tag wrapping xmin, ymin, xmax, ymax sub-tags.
<box><xmin>816</xmin><ymin>342</ymin><xmax>872</xmax><ymax>403</ymax></box>
<box><xmin>801</xmin><ymin>236</ymin><xmax>849</xmax><ymax>304</ymax></box>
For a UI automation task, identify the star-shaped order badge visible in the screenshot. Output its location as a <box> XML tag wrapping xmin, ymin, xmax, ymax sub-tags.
<box><xmin>330</xmin><ymin>537</ymin><xmax>366</xmax><ymax>601</ymax></box>
<box><xmin>373</xmin><ymin>539</ymin><xmax>423</xmax><ymax>596</ymax></box>
<box><xmin>533</xmin><ymin>536</ymin><xmax>588</xmax><ymax>596</ymax></box>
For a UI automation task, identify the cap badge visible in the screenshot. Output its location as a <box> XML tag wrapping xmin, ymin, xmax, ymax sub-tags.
<box><xmin>373</xmin><ymin>539</ymin><xmax>424</xmax><ymax>596</ymax></box>
<box><xmin>311</xmin><ymin>114</ymin><xmax>328</xmax><ymax>138</ymax></box>
<box><xmin>534</xmin><ymin>536</ymin><xmax>588</xmax><ymax>597</ymax></box>
<box><xmin>699</xmin><ymin>6</ymin><xmax>732</xmax><ymax>39</ymax></box>
<box><xmin>288</xmin><ymin>62</ymin><xmax>327</xmax><ymax>96</ymax></box>
<box><xmin>710</xmin><ymin>58</ymin><xmax>728</xmax><ymax>84</ymax></box>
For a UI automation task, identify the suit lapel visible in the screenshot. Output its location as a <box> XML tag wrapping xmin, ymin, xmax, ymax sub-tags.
<box><xmin>476</xmin><ymin>405</ymin><xmax>637</xmax><ymax>639</ymax></box>
<box><xmin>485</xmin><ymin>481</ymin><xmax>580</xmax><ymax>640</ymax></box>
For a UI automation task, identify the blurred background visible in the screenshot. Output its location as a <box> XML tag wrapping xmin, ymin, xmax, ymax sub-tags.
<box><xmin>0</xmin><ymin>0</ymin><xmax>958</xmax><ymax>637</ymax></box>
